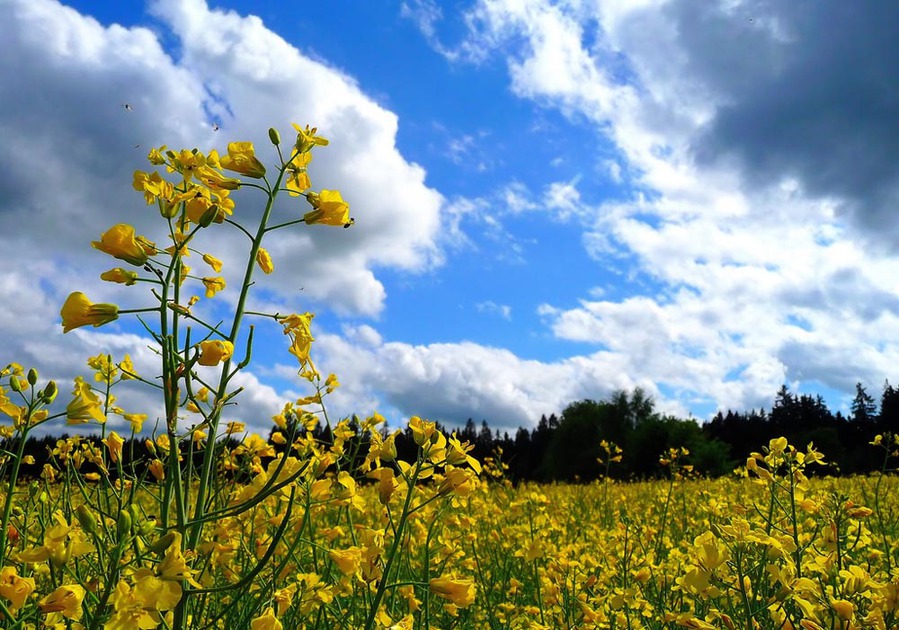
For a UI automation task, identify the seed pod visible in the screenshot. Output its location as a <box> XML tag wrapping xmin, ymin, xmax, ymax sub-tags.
<box><xmin>148</xmin><ymin>531</ymin><xmax>177</xmax><ymax>554</ymax></box>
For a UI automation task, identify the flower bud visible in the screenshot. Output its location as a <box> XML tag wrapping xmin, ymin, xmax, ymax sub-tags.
<box><xmin>75</xmin><ymin>504</ymin><xmax>99</xmax><ymax>536</ymax></box>
<box><xmin>198</xmin><ymin>205</ymin><xmax>219</xmax><ymax>228</ymax></box>
<box><xmin>8</xmin><ymin>376</ymin><xmax>23</xmax><ymax>392</ymax></box>
<box><xmin>158</xmin><ymin>198</ymin><xmax>178</xmax><ymax>219</ymax></box>
<box><xmin>268</xmin><ymin>127</ymin><xmax>281</xmax><ymax>146</ymax></box>
<box><xmin>27</xmin><ymin>368</ymin><xmax>38</xmax><ymax>385</ymax></box>
<box><xmin>41</xmin><ymin>381</ymin><xmax>58</xmax><ymax>404</ymax></box>
<box><xmin>117</xmin><ymin>509</ymin><xmax>132</xmax><ymax>540</ymax></box>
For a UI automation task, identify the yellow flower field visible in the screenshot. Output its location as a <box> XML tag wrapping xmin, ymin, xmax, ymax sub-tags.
<box><xmin>1</xmin><ymin>427</ymin><xmax>898</xmax><ymax>629</ymax></box>
<box><xmin>1</xmin><ymin>126</ymin><xmax>898</xmax><ymax>629</ymax></box>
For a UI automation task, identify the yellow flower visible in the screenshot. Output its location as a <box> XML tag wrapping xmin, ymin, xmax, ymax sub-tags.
<box><xmin>202</xmin><ymin>253</ymin><xmax>223</xmax><ymax>272</ymax></box>
<box><xmin>285</xmin><ymin>151</ymin><xmax>312</xmax><ymax>195</ymax></box>
<box><xmin>103</xmin><ymin>431</ymin><xmax>124</xmax><ymax>463</ymax></box>
<box><xmin>251</xmin><ymin>608</ymin><xmax>283</xmax><ymax>630</ymax></box>
<box><xmin>100</xmin><ymin>268</ymin><xmax>139</xmax><ymax>286</ymax></box>
<box><xmin>91</xmin><ymin>224</ymin><xmax>155</xmax><ymax>266</ymax></box>
<box><xmin>329</xmin><ymin>547</ymin><xmax>363</xmax><ymax>576</ymax></box>
<box><xmin>438</xmin><ymin>467</ymin><xmax>477</xmax><ymax>497</ymax></box>
<box><xmin>157</xmin><ymin>532</ymin><xmax>200</xmax><ymax>586</ymax></box>
<box><xmin>429</xmin><ymin>576</ymin><xmax>476</xmax><ymax>608</ymax></box>
<box><xmin>292</xmin><ymin>123</ymin><xmax>329</xmax><ymax>153</ymax></box>
<box><xmin>226</xmin><ymin>421</ymin><xmax>246</xmax><ymax>435</ymax></box>
<box><xmin>38</xmin><ymin>584</ymin><xmax>85</xmax><ymax>619</ymax></box>
<box><xmin>119</xmin><ymin>354</ymin><xmax>138</xmax><ymax>380</ymax></box>
<box><xmin>303</xmin><ymin>190</ymin><xmax>353</xmax><ymax>227</ymax></box>
<box><xmin>132</xmin><ymin>169</ymin><xmax>173</xmax><ymax>204</ymax></box>
<box><xmin>831</xmin><ymin>598</ymin><xmax>854</xmax><ymax>620</ymax></box>
<box><xmin>202</xmin><ymin>276</ymin><xmax>226</xmax><ymax>298</ymax></box>
<box><xmin>124</xmin><ymin>413</ymin><xmax>146</xmax><ymax>433</ymax></box>
<box><xmin>60</xmin><ymin>292</ymin><xmax>119</xmax><ymax>333</ymax></box>
<box><xmin>132</xmin><ymin>569</ymin><xmax>182</xmax><ymax>611</ymax></box>
<box><xmin>197</xmin><ymin>340</ymin><xmax>234</xmax><ymax>367</ymax></box>
<box><xmin>66</xmin><ymin>376</ymin><xmax>106</xmax><ymax>425</ymax></box>
<box><xmin>220</xmin><ymin>141</ymin><xmax>266</xmax><ymax>178</ymax></box>
<box><xmin>256</xmin><ymin>248</ymin><xmax>274</xmax><ymax>274</ymax></box>
<box><xmin>143</xmin><ymin>459</ymin><xmax>164</xmax><ymax>483</ymax></box>
<box><xmin>279</xmin><ymin>313</ymin><xmax>315</xmax><ymax>368</ymax></box>
<box><xmin>0</xmin><ymin>566</ymin><xmax>36</xmax><ymax>611</ymax></box>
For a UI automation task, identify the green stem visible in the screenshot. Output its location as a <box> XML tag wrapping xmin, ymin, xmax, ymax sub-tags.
<box><xmin>189</xmin><ymin>168</ymin><xmax>287</xmax><ymax>554</ymax></box>
<box><xmin>363</xmin><ymin>459</ymin><xmax>423</xmax><ymax>630</ymax></box>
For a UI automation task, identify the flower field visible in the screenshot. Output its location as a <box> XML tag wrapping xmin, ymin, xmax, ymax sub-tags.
<box><xmin>1</xmin><ymin>125</ymin><xmax>898</xmax><ymax>628</ymax></box>
<box><xmin>1</xmin><ymin>426</ymin><xmax>899</xmax><ymax>629</ymax></box>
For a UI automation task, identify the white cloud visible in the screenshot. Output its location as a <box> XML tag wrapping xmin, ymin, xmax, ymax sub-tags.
<box><xmin>0</xmin><ymin>0</ymin><xmax>447</xmax><ymax>434</ymax></box>
<box><xmin>405</xmin><ymin>0</ymin><xmax>899</xmax><ymax>416</ymax></box>
<box><xmin>475</xmin><ymin>300</ymin><xmax>512</xmax><ymax>320</ymax></box>
<box><xmin>310</xmin><ymin>327</ymin><xmax>666</xmax><ymax>433</ymax></box>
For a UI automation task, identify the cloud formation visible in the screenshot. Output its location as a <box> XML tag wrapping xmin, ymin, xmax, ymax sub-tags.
<box><xmin>0</xmin><ymin>0</ymin><xmax>444</xmax><ymax>432</ymax></box>
<box><xmin>402</xmin><ymin>0</ymin><xmax>899</xmax><ymax>416</ymax></box>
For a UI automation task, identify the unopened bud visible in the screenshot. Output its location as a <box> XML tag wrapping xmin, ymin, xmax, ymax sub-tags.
<box><xmin>27</xmin><ymin>368</ymin><xmax>38</xmax><ymax>385</ymax></box>
<box><xmin>41</xmin><ymin>381</ymin><xmax>58</xmax><ymax>404</ymax></box>
<box><xmin>117</xmin><ymin>509</ymin><xmax>132</xmax><ymax>540</ymax></box>
<box><xmin>198</xmin><ymin>205</ymin><xmax>219</xmax><ymax>228</ymax></box>
<box><xmin>268</xmin><ymin>127</ymin><xmax>281</xmax><ymax>146</ymax></box>
<box><xmin>158</xmin><ymin>198</ymin><xmax>178</xmax><ymax>219</ymax></box>
<box><xmin>75</xmin><ymin>504</ymin><xmax>99</xmax><ymax>536</ymax></box>
<box><xmin>8</xmin><ymin>376</ymin><xmax>22</xmax><ymax>393</ymax></box>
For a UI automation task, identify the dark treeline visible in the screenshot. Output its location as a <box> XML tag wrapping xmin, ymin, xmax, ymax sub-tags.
<box><xmin>5</xmin><ymin>381</ymin><xmax>899</xmax><ymax>483</ymax></box>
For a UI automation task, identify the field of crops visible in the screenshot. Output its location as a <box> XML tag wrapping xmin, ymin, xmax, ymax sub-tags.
<box><xmin>2</xmin><ymin>128</ymin><xmax>897</xmax><ymax>629</ymax></box>
<box><xmin>1</xmin><ymin>426</ymin><xmax>898</xmax><ymax>629</ymax></box>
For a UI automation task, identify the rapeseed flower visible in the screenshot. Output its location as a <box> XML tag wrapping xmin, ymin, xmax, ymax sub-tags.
<box><xmin>60</xmin><ymin>292</ymin><xmax>119</xmax><ymax>333</ymax></box>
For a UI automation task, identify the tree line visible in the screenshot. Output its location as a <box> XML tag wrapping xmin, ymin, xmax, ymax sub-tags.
<box><xmin>4</xmin><ymin>381</ymin><xmax>898</xmax><ymax>483</ymax></box>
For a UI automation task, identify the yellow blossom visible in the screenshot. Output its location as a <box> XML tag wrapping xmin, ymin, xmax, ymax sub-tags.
<box><xmin>292</xmin><ymin>123</ymin><xmax>329</xmax><ymax>153</ymax></box>
<box><xmin>197</xmin><ymin>340</ymin><xmax>234</xmax><ymax>367</ymax></box>
<box><xmin>66</xmin><ymin>377</ymin><xmax>106</xmax><ymax>425</ymax></box>
<box><xmin>250</xmin><ymin>608</ymin><xmax>283</xmax><ymax>630</ymax></box>
<box><xmin>103</xmin><ymin>431</ymin><xmax>125</xmax><ymax>463</ymax></box>
<box><xmin>220</xmin><ymin>141</ymin><xmax>266</xmax><ymax>178</ymax></box>
<box><xmin>429</xmin><ymin>576</ymin><xmax>476</xmax><ymax>608</ymax></box>
<box><xmin>100</xmin><ymin>268</ymin><xmax>139</xmax><ymax>285</ymax></box>
<box><xmin>303</xmin><ymin>190</ymin><xmax>353</xmax><ymax>227</ymax></box>
<box><xmin>124</xmin><ymin>413</ymin><xmax>146</xmax><ymax>433</ymax></box>
<box><xmin>202</xmin><ymin>276</ymin><xmax>226</xmax><ymax>298</ymax></box>
<box><xmin>202</xmin><ymin>253</ymin><xmax>223</xmax><ymax>272</ymax></box>
<box><xmin>38</xmin><ymin>584</ymin><xmax>85</xmax><ymax>619</ymax></box>
<box><xmin>60</xmin><ymin>292</ymin><xmax>119</xmax><ymax>333</ymax></box>
<box><xmin>0</xmin><ymin>566</ymin><xmax>35</xmax><ymax>611</ymax></box>
<box><xmin>148</xmin><ymin>459</ymin><xmax>165</xmax><ymax>482</ymax></box>
<box><xmin>119</xmin><ymin>354</ymin><xmax>138</xmax><ymax>380</ymax></box>
<box><xmin>256</xmin><ymin>247</ymin><xmax>274</xmax><ymax>274</ymax></box>
<box><xmin>92</xmin><ymin>224</ymin><xmax>156</xmax><ymax>266</ymax></box>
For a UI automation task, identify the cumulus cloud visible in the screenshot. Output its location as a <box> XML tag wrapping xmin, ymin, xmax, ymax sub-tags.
<box><xmin>0</xmin><ymin>0</ymin><xmax>444</xmax><ymax>433</ymax></box>
<box><xmin>307</xmin><ymin>327</ymin><xmax>666</xmax><ymax>433</ymax></box>
<box><xmin>405</xmin><ymin>0</ymin><xmax>899</xmax><ymax>415</ymax></box>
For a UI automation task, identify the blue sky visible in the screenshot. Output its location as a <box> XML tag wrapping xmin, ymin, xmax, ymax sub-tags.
<box><xmin>3</xmin><ymin>0</ymin><xmax>899</xmax><ymax>436</ymax></box>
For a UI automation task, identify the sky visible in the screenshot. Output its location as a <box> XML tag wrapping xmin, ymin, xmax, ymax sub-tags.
<box><xmin>3</xmin><ymin>0</ymin><xmax>899</xmax><ymax>437</ymax></box>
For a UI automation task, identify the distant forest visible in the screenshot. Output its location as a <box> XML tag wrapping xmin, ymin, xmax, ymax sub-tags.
<box><xmin>6</xmin><ymin>381</ymin><xmax>899</xmax><ymax>483</ymax></box>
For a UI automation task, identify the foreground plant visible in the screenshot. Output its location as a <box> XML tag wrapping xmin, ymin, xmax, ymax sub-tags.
<box><xmin>0</xmin><ymin>125</ymin><xmax>480</xmax><ymax>629</ymax></box>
